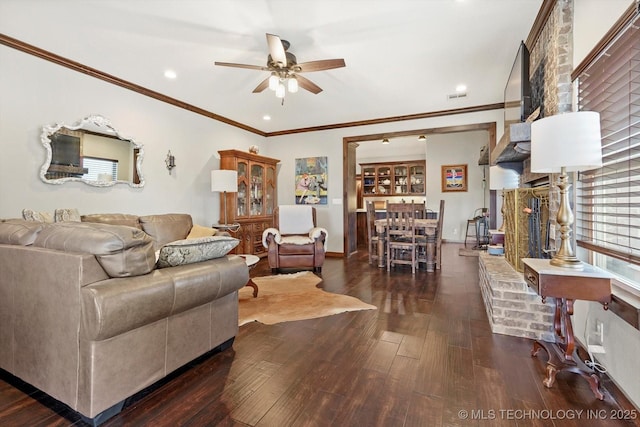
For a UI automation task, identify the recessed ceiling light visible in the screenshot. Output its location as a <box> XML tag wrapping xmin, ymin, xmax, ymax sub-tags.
<box><xmin>263</xmin><ymin>115</ymin><xmax>271</xmax><ymax>121</ymax></box>
<box><xmin>164</xmin><ymin>70</ymin><xmax>177</xmax><ymax>79</ymax></box>
<box><xmin>456</xmin><ymin>84</ymin><xmax>467</xmax><ymax>92</ymax></box>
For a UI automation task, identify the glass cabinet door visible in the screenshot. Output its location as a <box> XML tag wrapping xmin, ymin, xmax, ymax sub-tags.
<box><xmin>265</xmin><ymin>164</ymin><xmax>276</xmax><ymax>215</ymax></box>
<box><xmin>377</xmin><ymin>166</ymin><xmax>391</xmax><ymax>196</ymax></box>
<box><xmin>250</xmin><ymin>163</ymin><xmax>264</xmax><ymax>216</ymax></box>
<box><xmin>409</xmin><ymin>164</ymin><xmax>425</xmax><ymax>194</ymax></box>
<box><xmin>393</xmin><ymin>165</ymin><xmax>408</xmax><ymax>194</ymax></box>
<box><xmin>362</xmin><ymin>166</ymin><xmax>376</xmax><ymax>195</ymax></box>
<box><xmin>237</xmin><ymin>161</ymin><xmax>248</xmax><ymax>217</ymax></box>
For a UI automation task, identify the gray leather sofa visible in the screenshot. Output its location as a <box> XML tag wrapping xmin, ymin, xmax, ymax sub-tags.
<box><xmin>0</xmin><ymin>213</ymin><xmax>248</xmax><ymax>425</ymax></box>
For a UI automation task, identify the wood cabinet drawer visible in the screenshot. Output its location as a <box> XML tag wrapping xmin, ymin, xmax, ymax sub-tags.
<box><xmin>523</xmin><ymin>263</ymin><xmax>539</xmax><ymax>294</ymax></box>
<box><xmin>253</xmin><ymin>222</ymin><xmax>270</xmax><ymax>232</ymax></box>
<box><xmin>522</xmin><ymin>259</ymin><xmax>611</xmax><ymax>304</ymax></box>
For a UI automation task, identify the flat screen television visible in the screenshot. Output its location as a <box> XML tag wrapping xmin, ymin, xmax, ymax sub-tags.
<box><xmin>504</xmin><ymin>41</ymin><xmax>532</xmax><ymax>123</ymax></box>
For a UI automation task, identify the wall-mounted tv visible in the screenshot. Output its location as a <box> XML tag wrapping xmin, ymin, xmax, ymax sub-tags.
<box><xmin>504</xmin><ymin>41</ymin><xmax>532</xmax><ymax>123</ymax></box>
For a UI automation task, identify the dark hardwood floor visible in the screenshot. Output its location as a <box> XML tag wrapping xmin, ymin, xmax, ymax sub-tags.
<box><xmin>1</xmin><ymin>243</ymin><xmax>638</xmax><ymax>426</ymax></box>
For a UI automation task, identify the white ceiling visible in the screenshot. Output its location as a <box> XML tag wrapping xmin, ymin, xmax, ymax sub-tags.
<box><xmin>0</xmin><ymin>0</ymin><xmax>543</xmax><ymax>134</ymax></box>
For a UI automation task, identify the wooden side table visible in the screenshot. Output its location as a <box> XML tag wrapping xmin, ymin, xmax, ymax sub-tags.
<box><xmin>212</xmin><ymin>223</ymin><xmax>241</xmax><ymax>233</ymax></box>
<box><xmin>237</xmin><ymin>254</ymin><xmax>260</xmax><ymax>298</ymax></box>
<box><xmin>522</xmin><ymin>258</ymin><xmax>612</xmax><ymax>400</ymax></box>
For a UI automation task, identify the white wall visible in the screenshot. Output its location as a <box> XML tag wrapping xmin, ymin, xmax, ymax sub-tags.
<box><xmin>571</xmin><ymin>0</ymin><xmax>640</xmax><ymax>409</ymax></box>
<box><xmin>573</xmin><ymin>0</ymin><xmax>633</xmax><ymax>67</ymax></box>
<box><xmin>426</xmin><ymin>131</ymin><xmax>490</xmax><ymax>242</ymax></box>
<box><xmin>0</xmin><ymin>45</ymin><xmax>265</xmax><ymax>226</ymax></box>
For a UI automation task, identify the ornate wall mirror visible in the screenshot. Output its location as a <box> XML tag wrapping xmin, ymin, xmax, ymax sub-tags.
<box><xmin>40</xmin><ymin>115</ymin><xmax>145</xmax><ymax>187</ymax></box>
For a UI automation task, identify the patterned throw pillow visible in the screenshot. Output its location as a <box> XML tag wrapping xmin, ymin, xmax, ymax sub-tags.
<box><xmin>22</xmin><ymin>209</ymin><xmax>54</xmax><ymax>223</ymax></box>
<box><xmin>54</xmin><ymin>208</ymin><xmax>81</xmax><ymax>222</ymax></box>
<box><xmin>156</xmin><ymin>235</ymin><xmax>239</xmax><ymax>268</ymax></box>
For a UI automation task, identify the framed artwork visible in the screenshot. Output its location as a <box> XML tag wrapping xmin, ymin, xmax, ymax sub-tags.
<box><xmin>295</xmin><ymin>156</ymin><xmax>328</xmax><ymax>204</ymax></box>
<box><xmin>441</xmin><ymin>164</ymin><xmax>468</xmax><ymax>192</ymax></box>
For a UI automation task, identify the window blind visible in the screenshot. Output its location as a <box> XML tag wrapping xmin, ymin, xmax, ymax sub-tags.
<box><xmin>82</xmin><ymin>157</ymin><xmax>118</xmax><ymax>181</ymax></box>
<box><xmin>575</xmin><ymin>12</ymin><xmax>640</xmax><ymax>273</ymax></box>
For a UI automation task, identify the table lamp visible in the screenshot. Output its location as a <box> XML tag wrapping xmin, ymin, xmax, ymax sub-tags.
<box><xmin>489</xmin><ymin>165</ymin><xmax>519</xmax><ymax>232</ymax></box>
<box><xmin>530</xmin><ymin>111</ymin><xmax>602</xmax><ymax>269</ymax></box>
<box><xmin>211</xmin><ymin>170</ymin><xmax>238</xmax><ymax>226</ymax></box>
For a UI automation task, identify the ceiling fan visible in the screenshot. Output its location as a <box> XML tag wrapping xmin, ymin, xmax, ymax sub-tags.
<box><xmin>214</xmin><ymin>33</ymin><xmax>345</xmax><ymax>100</ymax></box>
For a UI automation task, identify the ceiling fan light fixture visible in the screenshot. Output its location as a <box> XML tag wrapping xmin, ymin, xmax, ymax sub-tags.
<box><xmin>268</xmin><ymin>73</ymin><xmax>279</xmax><ymax>91</ymax></box>
<box><xmin>287</xmin><ymin>76</ymin><xmax>299</xmax><ymax>93</ymax></box>
<box><xmin>275</xmin><ymin>82</ymin><xmax>286</xmax><ymax>98</ymax></box>
<box><xmin>418</xmin><ymin>135</ymin><xmax>426</xmax><ymax>142</ymax></box>
<box><xmin>382</xmin><ymin>138</ymin><xmax>390</xmax><ymax>145</ymax></box>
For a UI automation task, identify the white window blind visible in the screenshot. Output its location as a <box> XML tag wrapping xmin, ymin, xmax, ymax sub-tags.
<box><xmin>576</xmin><ymin>11</ymin><xmax>640</xmax><ymax>287</ymax></box>
<box><xmin>82</xmin><ymin>157</ymin><xmax>118</xmax><ymax>181</ymax></box>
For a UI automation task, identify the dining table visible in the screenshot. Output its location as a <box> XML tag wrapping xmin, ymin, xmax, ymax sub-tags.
<box><xmin>374</xmin><ymin>218</ymin><xmax>439</xmax><ymax>272</ymax></box>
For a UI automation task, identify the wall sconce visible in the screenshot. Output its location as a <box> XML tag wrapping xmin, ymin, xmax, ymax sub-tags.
<box><xmin>418</xmin><ymin>135</ymin><xmax>426</xmax><ymax>142</ymax></box>
<box><xmin>165</xmin><ymin>150</ymin><xmax>176</xmax><ymax>174</ymax></box>
<box><xmin>382</xmin><ymin>138</ymin><xmax>390</xmax><ymax>145</ymax></box>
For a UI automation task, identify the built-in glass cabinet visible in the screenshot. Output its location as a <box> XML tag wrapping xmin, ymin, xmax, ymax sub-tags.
<box><xmin>360</xmin><ymin>160</ymin><xmax>425</xmax><ymax>197</ymax></box>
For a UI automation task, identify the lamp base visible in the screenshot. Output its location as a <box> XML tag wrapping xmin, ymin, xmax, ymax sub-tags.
<box><xmin>550</xmin><ymin>254</ymin><xmax>584</xmax><ymax>270</ymax></box>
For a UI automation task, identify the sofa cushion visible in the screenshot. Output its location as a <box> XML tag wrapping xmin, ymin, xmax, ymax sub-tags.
<box><xmin>81</xmin><ymin>213</ymin><xmax>142</xmax><ymax>229</ymax></box>
<box><xmin>0</xmin><ymin>219</ymin><xmax>46</xmax><ymax>245</ymax></box>
<box><xmin>33</xmin><ymin>222</ymin><xmax>156</xmax><ymax>278</ymax></box>
<box><xmin>139</xmin><ymin>214</ymin><xmax>193</xmax><ymax>249</ymax></box>
<box><xmin>186</xmin><ymin>224</ymin><xmax>218</xmax><ymax>239</ymax></box>
<box><xmin>157</xmin><ymin>235</ymin><xmax>239</xmax><ymax>268</ymax></box>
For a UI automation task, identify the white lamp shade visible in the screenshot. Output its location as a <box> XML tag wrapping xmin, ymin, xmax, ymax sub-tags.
<box><xmin>530</xmin><ymin>111</ymin><xmax>603</xmax><ymax>173</ymax></box>
<box><xmin>489</xmin><ymin>165</ymin><xmax>519</xmax><ymax>190</ymax></box>
<box><xmin>211</xmin><ymin>170</ymin><xmax>238</xmax><ymax>193</ymax></box>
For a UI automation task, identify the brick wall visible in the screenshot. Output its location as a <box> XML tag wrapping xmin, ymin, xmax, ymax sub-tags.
<box><xmin>479</xmin><ymin>252</ymin><xmax>555</xmax><ymax>341</ymax></box>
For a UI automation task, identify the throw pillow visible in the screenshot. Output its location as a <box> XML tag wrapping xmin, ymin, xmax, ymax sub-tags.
<box><xmin>33</xmin><ymin>222</ymin><xmax>156</xmax><ymax>277</ymax></box>
<box><xmin>22</xmin><ymin>209</ymin><xmax>54</xmax><ymax>223</ymax></box>
<box><xmin>186</xmin><ymin>224</ymin><xmax>218</xmax><ymax>239</ymax></box>
<box><xmin>157</xmin><ymin>235</ymin><xmax>239</xmax><ymax>268</ymax></box>
<box><xmin>54</xmin><ymin>208</ymin><xmax>81</xmax><ymax>222</ymax></box>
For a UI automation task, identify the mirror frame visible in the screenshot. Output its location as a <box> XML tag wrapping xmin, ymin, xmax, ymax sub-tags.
<box><xmin>40</xmin><ymin>115</ymin><xmax>145</xmax><ymax>187</ymax></box>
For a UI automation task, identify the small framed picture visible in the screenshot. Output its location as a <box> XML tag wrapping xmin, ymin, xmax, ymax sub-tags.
<box><xmin>441</xmin><ymin>164</ymin><xmax>468</xmax><ymax>192</ymax></box>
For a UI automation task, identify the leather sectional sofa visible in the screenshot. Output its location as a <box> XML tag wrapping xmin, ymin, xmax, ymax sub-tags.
<box><xmin>0</xmin><ymin>213</ymin><xmax>249</xmax><ymax>425</ymax></box>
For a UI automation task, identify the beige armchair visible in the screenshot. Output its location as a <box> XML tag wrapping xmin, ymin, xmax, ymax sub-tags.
<box><xmin>262</xmin><ymin>205</ymin><xmax>327</xmax><ymax>274</ymax></box>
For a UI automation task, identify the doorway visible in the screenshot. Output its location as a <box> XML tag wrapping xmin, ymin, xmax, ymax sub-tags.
<box><xmin>342</xmin><ymin>122</ymin><xmax>497</xmax><ymax>257</ymax></box>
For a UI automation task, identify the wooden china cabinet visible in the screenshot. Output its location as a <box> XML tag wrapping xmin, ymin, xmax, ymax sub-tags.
<box><xmin>218</xmin><ymin>150</ymin><xmax>280</xmax><ymax>257</ymax></box>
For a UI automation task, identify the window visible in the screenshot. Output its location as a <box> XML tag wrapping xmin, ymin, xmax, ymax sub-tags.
<box><xmin>82</xmin><ymin>157</ymin><xmax>118</xmax><ymax>181</ymax></box>
<box><xmin>575</xmin><ymin>11</ymin><xmax>640</xmax><ymax>291</ymax></box>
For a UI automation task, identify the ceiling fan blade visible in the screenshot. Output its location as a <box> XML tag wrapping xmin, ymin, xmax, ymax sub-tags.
<box><xmin>252</xmin><ymin>77</ymin><xmax>270</xmax><ymax>93</ymax></box>
<box><xmin>266</xmin><ymin>33</ymin><xmax>287</xmax><ymax>68</ymax></box>
<box><xmin>214</xmin><ymin>61</ymin><xmax>268</xmax><ymax>71</ymax></box>
<box><xmin>296</xmin><ymin>75</ymin><xmax>323</xmax><ymax>94</ymax></box>
<box><xmin>297</xmin><ymin>59</ymin><xmax>346</xmax><ymax>73</ymax></box>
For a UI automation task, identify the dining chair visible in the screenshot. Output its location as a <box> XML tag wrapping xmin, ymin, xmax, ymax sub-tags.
<box><xmin>365</xmin><ymin>201</ymin><xmax>380</xmax><ymax>265</ymax></box>
<box><xmin>386</xmin><ymin>201</ymin><xmax>421</xmax><ymax>274</ymax></box>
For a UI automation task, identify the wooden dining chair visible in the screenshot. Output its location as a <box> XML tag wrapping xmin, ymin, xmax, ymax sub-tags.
<box><xmin>386</xmin><ymin>201</ymin><xmax>420</xmax><ymax>274</ymax></box>
<box><xmin>366</xmin><ymin>201</ymin><xmax>380</xmax><ymax>265</ymax></box>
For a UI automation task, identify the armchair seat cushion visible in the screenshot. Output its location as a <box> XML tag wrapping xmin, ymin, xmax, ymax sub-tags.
<box><xmin>277</xmin><ymin>241</ymin><xmax>316</xmax><ymax>255</ymax></box>
<box><xmin>280</xmin><ymin>235</ymin><xmax>314</xmax><ymax>245</ymax></box>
